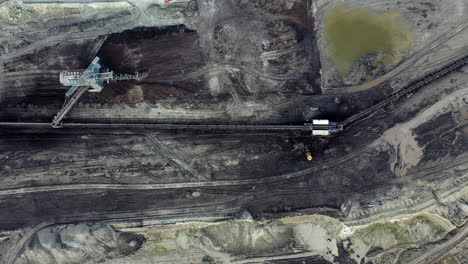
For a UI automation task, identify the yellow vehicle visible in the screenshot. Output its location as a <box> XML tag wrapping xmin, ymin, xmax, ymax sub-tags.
<box><xmin>305</xmin><ymin>147</ymin><xmax>313</xmax><ymax>161</ymax></box>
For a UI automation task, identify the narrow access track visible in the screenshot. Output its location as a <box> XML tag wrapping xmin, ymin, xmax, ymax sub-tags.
<box><xmin>407</xmin><ymin>224</ymin><xmax>468</xmax><ymax>264</ymax></box>
<box><xmin>2</xmin><ymin>222</ymin><xmax>53</xmax><ymax>264</ymax></box>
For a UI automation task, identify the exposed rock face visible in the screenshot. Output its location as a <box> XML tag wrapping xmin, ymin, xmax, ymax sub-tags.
<box><xmin>342</xmin><ymin>213</ymin><xmax>455</xmax><ymax>264</ymax></box>
<box><xmin>82</xmin><ymin>214</ymin><xmax>455</xmax><ymax>264</ymax></box>
<box><xmin>14</xmin><ymin>223</ymin><xmax>144</xmax><ymax>264</ymax></box>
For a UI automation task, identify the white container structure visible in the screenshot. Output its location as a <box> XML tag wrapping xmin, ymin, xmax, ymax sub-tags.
<box><xmin>312</xmin><ymin>119</ymin><xmax>330</xmax><ymax>125</ymax></box>
<box><xmin>312</xmin><ymin>130</ymin><xmax>330</xmax><ymax>136</ymax></box>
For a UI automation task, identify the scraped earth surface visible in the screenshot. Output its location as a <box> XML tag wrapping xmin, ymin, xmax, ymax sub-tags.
<box><xmin>0</xmin><ymin>0</ymin><xmax>467</xmax><ymax>264</ymax></box>
<box><xmin>0</xmin><ymin>0</ymin><xmax>322</xmax><ymax>124</ymax></box>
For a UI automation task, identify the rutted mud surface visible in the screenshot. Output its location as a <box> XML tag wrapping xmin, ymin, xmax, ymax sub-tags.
<box><xmin>1</xmin><ymin>0</ymin><xmax>323</xmax><ymax>124</ymax></box>
<box><xmin>0</xmin><ymin>1</ymin><xmax>467</xmax><ymax>264</ymax></box>
<box><xmin>92</xmin><ymin>25</ymin><xmax>204</xmax><ymax>104</ymax></box>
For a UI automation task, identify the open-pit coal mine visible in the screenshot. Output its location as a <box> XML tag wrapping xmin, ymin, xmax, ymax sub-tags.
<box><xmin>0</xmin><ymin>0</ymin><xmax>467</xmax><ymax>264</ymax></box>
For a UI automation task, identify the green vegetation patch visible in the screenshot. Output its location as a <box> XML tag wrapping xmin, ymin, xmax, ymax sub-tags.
<box><xmin>324</xmin><ymin>7</ymin><xmax>412</xmax><ymax>74</ymax></box>
<box><xmin>151</xmin><ymin>244</ymin><xmax>168</xmax><ymax>254</ymax></box>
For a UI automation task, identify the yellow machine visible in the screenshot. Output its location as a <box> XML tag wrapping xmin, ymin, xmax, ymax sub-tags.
<box><xmin>305</xmin><ymin>147</ymin><xmax>313</xmax><ymax>161</ymax></box>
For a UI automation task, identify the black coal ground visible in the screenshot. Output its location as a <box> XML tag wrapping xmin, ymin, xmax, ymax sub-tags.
<box><xmin>0</xmin><ymin>0</ymin><xmax>346</xmax><ymax>125</ymax></box>
<box><xmin>0</xmin><ymin>122</ymin><xmax>396</xmax><ymax>230</ymax></box>
<box><xmin>0</xmin><ymin>110</ymin><xmax>396</xmax><ymax>231</ymax></box>
<box><xmin>0</xmin><ymin>161</ymin><xmax>392</xmax><ymax>231</ymax></box>
<box><xmin>0</xmin><ymin>40</ymin><xmax>99</xmax><ymax>109</ymax></box>
<box><xmin>0</xmin><ymin>17</ymin><xmax>389</xmax><ymax>126</ymax></box>
<box><xmin>1</xmin><ymin>24</ymin><xmax>324</xmax><ymax>123</ymax></box>
<box><xmin>1</xmin><ymin>65</ymin><xmax>465</xmax><ymax>230</ymax></box>
<box><xmin>0</xmin><ymin>129</ymin><xmax>322</xmax><ymax>186</ymax></box>
<box><xmin>1</xmin><ymin>64</ymin><xmax>466</xmax><ymax>231</ymax></box>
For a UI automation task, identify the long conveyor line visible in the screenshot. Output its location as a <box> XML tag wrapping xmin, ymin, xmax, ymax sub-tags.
<box><xmin>0</xmin><ymin>122</ymin><xmax>342</xmax><ymax>132</ymax></box>
<box><xmin>1</xmin><ymin>56</ymin><xmax>466</xmax><ymax>133</ymax></box>
<box><xmin>341</xmin><ymin>55</ymin><xmax>468</xmax><ymax>128</ymax></box>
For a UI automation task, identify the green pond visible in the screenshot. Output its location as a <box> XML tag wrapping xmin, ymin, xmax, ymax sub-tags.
<box><xmin>325</xmin><ymin>7</ymin><xmax>412</xmax><ymax>74</ymax></box>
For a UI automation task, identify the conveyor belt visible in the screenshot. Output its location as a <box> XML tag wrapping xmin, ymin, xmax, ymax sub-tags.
<box><xmin>341</xmin><ymin>55</ymin><xmax>468</xmax><ymax>128</ymax></box>
<box><xmin>0</xmin><ymin>122</ymin><xmax>311</xmax><ymax>131</ymax></box>
<box><xmin>2</xmin><ymin>56</ymin><xmax>466</xmax><ymax>133</ymax></box>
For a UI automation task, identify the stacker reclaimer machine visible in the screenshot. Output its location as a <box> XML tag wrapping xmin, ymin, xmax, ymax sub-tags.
<box><xmin>51</xmin><ymin>57</ymin><xmax>147</xmax><ymax>128</ymax></box>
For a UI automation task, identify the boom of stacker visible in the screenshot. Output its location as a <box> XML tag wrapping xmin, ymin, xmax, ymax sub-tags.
<box><xmin>51</xmin><ymin>57</ymin><xmax>146</xmax><ymax>128</ymax></box>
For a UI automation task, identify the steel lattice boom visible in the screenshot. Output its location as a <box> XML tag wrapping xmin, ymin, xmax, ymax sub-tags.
<box><xmin>51</xmin><ymin>57</ymin><xmax>147</xmax><ymax>128</ymax></box>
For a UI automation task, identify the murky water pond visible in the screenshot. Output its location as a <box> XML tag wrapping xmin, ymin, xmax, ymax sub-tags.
<box><xmin>325</xmin><ymin>7</ymin><xmax>412</xmax><ymax>74</ymax></box>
